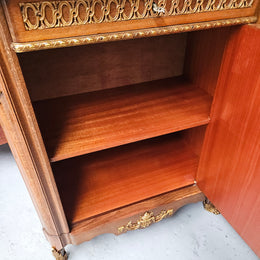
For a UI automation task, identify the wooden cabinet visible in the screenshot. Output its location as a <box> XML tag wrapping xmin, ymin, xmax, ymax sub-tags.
<box><xmin>0</xmin><ymin>0</ymin><xmax>259</xmax><ymax>258</ymax></box>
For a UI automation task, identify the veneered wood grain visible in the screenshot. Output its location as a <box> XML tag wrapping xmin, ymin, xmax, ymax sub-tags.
<box><xmin>53</xmin><ymin>134</ymin><xmax>198</xmax><ymax>224</ymax></box>
<box><xmin>184</xmin><ymin>27</ymin><xmax>232</xmax><ymax>96</ymax></box>
<box><xmin>34</xmin><ymin>77</ymin><xmax>212</xmax><ymax>162</ymax></box>
<box><xmin>2</xmin><ymin>0</ymin><xmax>258</xmax><ymax>43</ymax></box>
<box><xmin>197</xmin><ymin>25</ymin><xmax>260</xmax><ymax>256</ymax></box>
<box><xmin>0</xmin><ymin>124</ymin><xmax>7</xmax><ymax>145</ymax></box>
<box><xmin>18</xmin><ymin>34</ymin><xmax>187</xmax><ymax>101</ymax></box>
<box><xmin>70</xmin><ymin>185</ymin><xmax>204</xmax><ymax>244</ymax></box>
<box><xmin>258</xmin><ymin>3</ymin><xmax>260</xmax><ymax>23</ymax></box>
<box><xmin>182</xmin><ymin>126</ymin><xmax>207</xmax><ymax>157</ymax></box>
<box><xmin>0</xmin><ymin>5</ymin><xmax>70</xmax><ymax>250</ymax></box>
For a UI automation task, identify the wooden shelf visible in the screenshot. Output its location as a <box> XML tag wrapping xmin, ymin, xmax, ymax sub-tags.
<box><xmin>52</xmin><ymin>134</ymin><xmax>198</xmax><ymax>225</ymax></box>
<box><xmin>34</xmin><ymin>77</ymin><xmax>211</xmax><ymax>162</ymax></box>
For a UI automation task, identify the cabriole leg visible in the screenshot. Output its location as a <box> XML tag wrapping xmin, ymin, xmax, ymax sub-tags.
<box><xmin>52</xmin><ymin>247</ymin><xmax>68</xmax><ymax>260</ymax></box>
<box><xmin>203</xmin><ymin>198</ymin><xmax>220</xmax><ymax>215</ymax></box>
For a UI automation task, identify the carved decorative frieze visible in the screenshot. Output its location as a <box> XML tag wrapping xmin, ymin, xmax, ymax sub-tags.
<box><xmin>11</xmin><ymin>17</ymin><xmax>257</xmax><ymax>53</ymax></box>
<box><xmin>118</xmin><ymin>209</ymin><xmax>174</xmax><ymax>234</ymax></box>
<box><xmin>19</xmin><ymin>0</ymin><xmax>255</xmax><ymax>31</ymax></box>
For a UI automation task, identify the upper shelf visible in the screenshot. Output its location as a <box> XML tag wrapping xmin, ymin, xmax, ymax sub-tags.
<box><xmin>34</xmin><ymin>77</ymin><xmax>212</xmax><ymax>162</ymax></box>
<box><xmin>2</xmin><ymin>0</ymin><xmax>258</xmax><ymax>52</ymax></box>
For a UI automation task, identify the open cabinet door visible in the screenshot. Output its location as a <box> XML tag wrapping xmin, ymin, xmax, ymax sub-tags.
<box><xmin>197</xmin><ymin>24</ymin><xmax>260</xmax><ymax>256</ymax></box>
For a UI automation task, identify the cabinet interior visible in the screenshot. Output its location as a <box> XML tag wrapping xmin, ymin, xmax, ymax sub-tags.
<box><xmin>17</xmin><ymin>26</ymin><xmax>235</xmax><ymax>228</ymax></box>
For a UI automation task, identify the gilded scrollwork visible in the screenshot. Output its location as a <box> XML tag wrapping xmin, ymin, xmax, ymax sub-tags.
<box><xmin>11</xmin><ymin>16</ymin><xmax>256</xmax><ymax>53</ymax></box>
<box><xmin>19</xmin><ymin>0</ymin><xmax>255</xmax><ymax>31</ymax></box>
<box><xmin>118</xmin><ymin>209</ymin><xmax>174</xmax><ymax>234</ymax></box>
<box><xmin>203</xmin><ymin>199</ymin><xmax>221</xmax><ymax>215</ymax></box>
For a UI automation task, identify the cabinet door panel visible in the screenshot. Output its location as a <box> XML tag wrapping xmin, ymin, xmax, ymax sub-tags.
<box><xmin>197</xmin><ymin>25</ymin><xmax>260</xmax><ymax>256</ymax></box>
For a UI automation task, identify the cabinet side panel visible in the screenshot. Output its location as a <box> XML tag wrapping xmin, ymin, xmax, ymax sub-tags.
<box><xmin>197</xmin><ymin>25</ymin><xmax>260</xmax><ymax>256</ymax></box>
<box><xmin>184</xmin><ymin>27</ymin><xmax>232</xmax><ymax>96</ymax></box>
<box><xmin>0</xmin><ymin>5</ymin><xmax>70</xmax><ymax>249</ymax></box>
<box><xmin>182</xmin><ymin>126</ymin><xmax>207</xmax><ymax>157</ymax></box>
<box><xmin>0</xmin><ymin>124</ymin><xmax>7</xmax><ymax>145</ymax></box>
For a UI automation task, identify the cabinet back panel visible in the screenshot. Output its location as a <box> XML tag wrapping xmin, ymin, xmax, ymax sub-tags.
<box><xmin>18</xmin><ymin>34</ymin><xmax>187</xmax><ymax>101</ymax></box>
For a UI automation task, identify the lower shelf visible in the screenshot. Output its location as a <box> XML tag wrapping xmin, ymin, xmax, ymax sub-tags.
<box><xmin>69</xmin><ymin>185</ymin><xmax>204</xmax><ymax>244</ymax></box>
<box><xmin>53</xmin><ymin>133</ymin><xmax>198</xmax><ymax>226</ymax></box>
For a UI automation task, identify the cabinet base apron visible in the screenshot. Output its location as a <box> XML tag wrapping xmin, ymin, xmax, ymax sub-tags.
<box><xmin>63</xmin><ymin>185</ymin><xmax>204</xmax><ymax>246</ymax></box>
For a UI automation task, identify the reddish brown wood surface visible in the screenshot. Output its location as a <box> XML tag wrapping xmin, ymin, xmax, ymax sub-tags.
<box><xmin>53</xmin><ymin>134</ymin><xmax>197</xmax><ymax>225</ymax></box>
<box><xmin>70</xmin><ymin>185</ymin><xmax>204</xmax><ymax>244</ymax></box>
<box><xmin>197</xmin><ymin>25</ymin><xmax>260</xmax><ymax>256</ymax></box>
<box><xmin>0</xmin><ymin>125</ymin><xmax>7</xmax><ymax>145</ymax></box>
<box><xmin>183</xmin><ymin>126</ymin><xmax>207</xmax><ymax>157</ymax></box>
<box><xmin>34</xmin><ymin>77</ymin><xmax>211</xmax><ymax>162</ymax></box>
<box><xmin>184</xmin><ymin>27</ymin><xmax>233</xmax><ymax>96</ymax></box>
<box><xmin>19</xmin><ymin>34</ymin><xmax>186</xmax><ymax>101</ymax></box>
